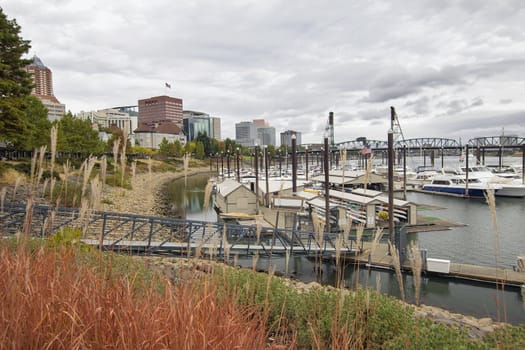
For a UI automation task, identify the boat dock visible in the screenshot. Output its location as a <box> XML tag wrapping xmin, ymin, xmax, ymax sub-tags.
<box><xmin>355</xmin><ymin>241</ymin><xmax>525</xmax><ymax>286</ymax></box>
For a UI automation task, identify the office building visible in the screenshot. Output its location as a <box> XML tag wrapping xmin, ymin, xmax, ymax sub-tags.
<box><xmin>211</xmin><ymin>117</ymin><xmax>221</xmax><ymax>140</ymax></box>
<box><xmin>280</xmin><ymin>130</ymin><xmax>302</xmax><ymax>147</ymax></box>
<box><xmin>257</xmin><ymin>126</ymin><xmax>276</xmax><ymax>146</ymax></box>
<box><xmin>235</xmin><ymin>121</ymin><xmax>257</xmax><ymax>147</ymax></box>
<box><xmin>138</xmin><ymin>95</ymin><xmax>183</xmax><ymax>127</ymax></box>
<box><xmin>25</xmin><ymin>55</ymin><xmax>65</xmax><ymax>122</ymax></box>
<box><xmin>76</xmin><ymin>108</ymin><xmax>138</xmax><ymax>139</ymax></box>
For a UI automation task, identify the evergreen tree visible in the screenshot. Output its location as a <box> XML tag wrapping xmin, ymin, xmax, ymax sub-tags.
<box><xmin>158</xmin><ymin>137</ymin><xmax>171</xmax><ymax>155</ymax></box>
<box><xmin>21</xmin><ymin>95</ymin><xmax>51</xmax><ymax>149</ymax></box>
<box><xmin>0</xmin><ymin>7</ymin><xmax>34</xmax><ymax>146</ymax></box>
<box><xmin>56</xmin><ymin>113</ymin><xmax>105</xmax><ymax>154</ymax></box>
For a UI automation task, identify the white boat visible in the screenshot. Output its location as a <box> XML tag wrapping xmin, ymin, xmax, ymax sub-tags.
<box><xmin>459</xmin><ymin>166</ymin><xmax>525</xmax><ymax>198</ymax></box>
<box><xmin>422</xmin><ymin>174</ymin><xmax>502</xmax><ymax>198</ymax></box>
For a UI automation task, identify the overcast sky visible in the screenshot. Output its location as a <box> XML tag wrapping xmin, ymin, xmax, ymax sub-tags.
<box><xmin>2</xmin><ymin>0</ymin><xmax>524</xmax><ymax>144</ymax></box>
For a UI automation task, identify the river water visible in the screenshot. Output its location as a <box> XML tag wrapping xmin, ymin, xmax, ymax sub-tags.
<box><xmin>164</xmin><ymin>169</ymin><xmax>525</xmax><ymax>324</ymax></box>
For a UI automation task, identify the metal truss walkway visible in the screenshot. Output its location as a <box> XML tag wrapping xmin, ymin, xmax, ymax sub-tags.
<box><xmin>0</xmin><ymin>202</ymin><xmax>361</xmax><ymax>259</ymax></box>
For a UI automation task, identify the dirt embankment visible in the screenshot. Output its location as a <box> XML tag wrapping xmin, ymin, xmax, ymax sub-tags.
<box><xmin>100</xmin><ymin>168</ymin><xmax>213</xmax><ymax>216</ymax></box>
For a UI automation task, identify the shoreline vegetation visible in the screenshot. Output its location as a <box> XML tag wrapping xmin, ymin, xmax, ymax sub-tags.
<box><xmin>1</xmin><ymin>154</ymin><xmax>524</xmax><ymax>348</ymax></box>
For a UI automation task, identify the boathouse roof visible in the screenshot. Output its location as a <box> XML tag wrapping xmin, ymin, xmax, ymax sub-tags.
<box><xmin>328</xmin><ymin>190</ymin><xmax>380</xmax><ymax>205</ymax></box>
<box><xmin>216</xmin><ymin>178</ymin><xmax>246</xmax><ymax>196</ymax></box>
<box><xmin>296</xmin><ymin>190</ymin><xmax>320</xmax><ymax>200</ymax></box>
<box><xmin>307</xmin><ymin>197</ymin><xmax>342</xmax><ymax>210</ymax></box>
<box><xmin>311</xmin><ymin>175</ymin><xmax>354</xmax><ymax>185</ymax></box>
<box><xmin>351</xmin><ymin>188</ymin><xmax>383</xmax><ymax>197</ymax></box>
<box><xmin>273</xmin><ymin>198</ymin><xmax>304</xmax><ymax>208</ymax></box>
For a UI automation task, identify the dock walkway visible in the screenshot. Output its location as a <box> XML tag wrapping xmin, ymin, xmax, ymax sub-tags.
<box><xmin>355</xmin><ymin>242</ymin><xmax>525</xmax><ymax>286</ymax></box>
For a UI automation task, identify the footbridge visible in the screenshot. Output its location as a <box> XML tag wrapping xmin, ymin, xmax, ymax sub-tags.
<box><xmin>0</xmin><ymin>202</ymin><xmax>361</xmax><ymax>259</ymax></box>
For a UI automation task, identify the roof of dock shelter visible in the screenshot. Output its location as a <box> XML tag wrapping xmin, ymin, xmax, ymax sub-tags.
<box><xmin>216</xmin><ymin>178</ymin><xmax>248</xmax><ymax>197</ymax></box>
<box><xmin>273</xmin><ymin>198</ymin><xmax>304</xmax><ymax>208</ymax></box>
<box><xmin>307</xmin><ymin>197</ymin><xmax>343</xmax><ymax>210</ymax></box>
<box><xmin>328</xmin><ymin>190</ymin><xmax>380</xmax><ymax>205</ymax></box>
<box><xmin>346</xmin><ymin>173</ymin><xmax>387</xmax><ymax>185</ymax></box>
<box><xmin>258</xmin><ymin>180</ymin><xmax>308</xmax><ymax>194</ymax></box>
<box><xmin>350</xmin><ymin>188</ymin><xmax>412</xmax><ymax>206</ymax></box>
<box><xmin>374</xmin><ymin>196</ymin><xmax>412</xmax><ymax>207</ymax></box>
<box><xmin>351</xmin><ymin>188</ymin><xmax>384</xmax><ymax>198</ymax></box>
<box><xmin>329</xmin><ymin>170</ymin><xmax>366</xmax><ymax>177</ymax></box>
<box><xmin>296</xmin><ymin>190</ymin><xmax>320</xmax><ymax>200</ymax></box>
<box><xmin>311</xmin><ymin>175</ymin><xmax>354</xmax><ymax>185</ymax></box>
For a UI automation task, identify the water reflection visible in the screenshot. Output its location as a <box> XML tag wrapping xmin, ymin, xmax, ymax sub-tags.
<box><xmin>164</xmin><ymin>174</ymin><xmax>217</xmax><ymax>221</ymax></box>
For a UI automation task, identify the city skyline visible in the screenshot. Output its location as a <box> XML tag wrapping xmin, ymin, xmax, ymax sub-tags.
<box><xmin>3</xmin><ymin>1</ymin><xmax>524</xmax><ymax>143</ymax></box>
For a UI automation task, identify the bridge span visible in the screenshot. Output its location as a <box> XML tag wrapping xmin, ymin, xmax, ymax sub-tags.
<box><xmin>334</xmin><ymin>136</ymin><xmax>524</xmax><ymax>150</ymax></box>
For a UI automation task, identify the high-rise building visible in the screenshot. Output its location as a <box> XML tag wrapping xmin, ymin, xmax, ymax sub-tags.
<box><xmin>235</xmin><ymin>121</ymin><xmax>256</xmax><ymax>147</ymax></box>
<box><xmin>182</xmin><ymin>111</ymin><xmax>221</xmax><ymax>141</ymax></box>
<box><xmin>253</xmin><ymin>119</ymin><xmax>269</xmax><ymax>128</ymax></box>
<box><xmin>211</xmin><ymin>117</ymin><xmax>221</xmax><ymax>140</ymax></box>
<box><xmin>280</xmin><ymin>130</ymin><xmax>302</xmax><ymax>147</ymax></box>
<box><xmin>183</xmin><ymin>110</ymin><xmax>210</xmax><ymax>141</ymax></box>
<box><xmin>257</xmin><ymin>126</ymin><xmax>276</xmax><ymax>146</ymax></box>
<box><xmin>25</xmin><ymin>55</ymin><xmax>65</xmax><ymax>122</ymax></box>
<box><xmin>138</xmin><ymin>95</ymin><xmax>183</xmax><ymax>127</ymax></box>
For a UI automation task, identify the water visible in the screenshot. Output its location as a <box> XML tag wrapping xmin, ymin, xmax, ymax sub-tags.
<box><xmin>406</xmin><ymin>192</ymin><xmax>525</xmax><ymax>268</ymax></box>
<box><xmin>236</xmin><ymin>256</ymin><xmax>525</xmax><ymax>324</ymax></box>
<box><xmin>164</xmin><ymin>173</ymin><xmax>217</xmax><ymax>221</ymax></box>
<box><xmin>164</xmin><ymin>171</ymin><xmax>525</xmax><ymax>324</ymax></box>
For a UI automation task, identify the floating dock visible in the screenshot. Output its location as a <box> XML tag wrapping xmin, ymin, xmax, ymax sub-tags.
<box><xmin>354</xmin><ymin>242</ymin><xmax>525</xmax><ymax>286</ymax></box>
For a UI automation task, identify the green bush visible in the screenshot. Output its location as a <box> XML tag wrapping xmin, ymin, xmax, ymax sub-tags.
<box><xmin>210</xmin><ymin>266</ymin><xmax>518</xmax><ymax>349</ymax></box>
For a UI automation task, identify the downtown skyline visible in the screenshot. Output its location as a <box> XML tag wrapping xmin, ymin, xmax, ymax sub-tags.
<box><xmin>2</xmin><ymin>1</ymin><xmax>524</xmax><ymax>144</ymax></box>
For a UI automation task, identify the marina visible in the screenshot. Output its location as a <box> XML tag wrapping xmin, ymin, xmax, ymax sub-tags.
<box><xmin>1</xmin><ymin>138</ymin><xmax>525</xmax><ymax>324</ymax></box>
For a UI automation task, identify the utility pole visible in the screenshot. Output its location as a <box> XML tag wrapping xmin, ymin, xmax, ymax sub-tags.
<box><xmin>324</xmin><ymin>137</ymin><xmax>330</xmax><ymax>233</ymax></box>
<box><xmin>388</xmin><ymin>107</ymin><xmax>395</xmax><ymax>245</ymax></box>
<box><xmin>254</xmin><ymin>146</ymin><xmax>260</xmax><ymax>213</ymax></box>
<box><xmin>265</xmin><ymin>146</ymin><xmax>270</xmax><ymax>206</ymax></box>
<box><xmin>292</xmin><ymin>134</ymin><xmax>297</xmax><ymax>193</ymax></box>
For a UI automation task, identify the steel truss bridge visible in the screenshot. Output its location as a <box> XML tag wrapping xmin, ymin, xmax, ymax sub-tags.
<box><xmin>334</xmin><ymin>136</ymin><xmax>525</xmax><ymax>151</ymax></box>
<box><xmin>0</xmin><ymin>202</ymin><xmax>361</xmax><ymax>259</ymax></box>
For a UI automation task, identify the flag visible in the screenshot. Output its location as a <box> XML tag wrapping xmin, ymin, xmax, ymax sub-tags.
<box><xmin>360</xmin><ymin>146</ymin><xmax>371</xmax><ymax>155</ymax></box>
<box><xmin>165</xmin><ymin>82</ymin><xmax>171</xmax><ymax>89</ymax></box>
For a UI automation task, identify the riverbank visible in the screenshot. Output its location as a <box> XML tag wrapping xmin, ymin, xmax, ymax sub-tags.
<box><xmin>138</xmin><ymin>255</ymin><xmax>511</xmax><ymax>340</ymax></box>
<box><xmin>100</xmin><ymin>167</ymin><xmax>214</xmax><ymax>216</ymax></box>
<box><xmin>99</xmin><ymin>169</ymin><xmax>521</xmax><ymax>333</ymax></box>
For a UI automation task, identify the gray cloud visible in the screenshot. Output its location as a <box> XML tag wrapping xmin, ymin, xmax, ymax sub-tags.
<box><xmin>2</xmin><ymin>0</ymin><xmax>525</xmax><ymax>143</ymax></box>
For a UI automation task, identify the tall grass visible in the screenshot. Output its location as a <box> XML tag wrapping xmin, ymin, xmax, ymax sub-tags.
<box><xmin>0</xmin><ymin>243</ymin><xmax>274</xmax><ymax>349</ymax></box>
<box><xmin>49</xmin><ymin>125</ymin><xmax>58</xmax><ymax>203</ymax></box>
<box><xmin>485</xmin><ymin>188</ymin><xmax>509</xmax><ymax>340</ymax></box>
<box><xmin>119</xmin><ymin>132</ymin><xmax>128</xmax><ymax>186</ymax></box>
<box><xmin>388</xmin><ymin>241</ymin><xmax>405</xmax><ymax>302</ymax></box>
<box><xmin>408</xmin><ymin>241</ymin><xmax>422</xmax><ymax>305</ymax></box>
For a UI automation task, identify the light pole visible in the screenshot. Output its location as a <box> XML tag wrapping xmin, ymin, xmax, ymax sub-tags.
<box><xmin>236</xmin><ymin>147</ymin><xmax>240</xmax><ymax>182</ymax></box>
<box><xmin>226</xmin><ymin>149</ymin><xmax>231</xmax><ymax>178</ymax></box>
<box><xmin>291</xmin><ymin>134</ymin><xmax>297</xmax><ymax>193</ymax></box>
<box><xmin>221</xmin><ymin>152</ymin><xmax>224</xmax><ymax>178</ymax></box>
<box><xmin>305</xmin><ymin>145</ymin><xmax>309</xmax><ymax>181</ymax></box>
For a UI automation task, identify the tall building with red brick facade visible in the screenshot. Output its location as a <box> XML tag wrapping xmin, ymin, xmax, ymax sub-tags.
<box><xmin>25</xmin><ymin>55</ymin><xmax>66</xmax><ymax>122</ymax></box>
<box><xmin>138</xmin><ymin>95</ymin><xmax>183</xmax><ymax>127</ymax></box>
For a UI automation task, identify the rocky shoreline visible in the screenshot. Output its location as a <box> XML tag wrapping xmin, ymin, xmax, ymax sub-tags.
<box><xmin>98</xmin><ymin>169</ymin><xmax>509</xmax><ymax>339</ymax></box>
<box><xmin>100</xmin><ymin>167</ymin><xmax>212</xmax><ymax>216</ymax></box>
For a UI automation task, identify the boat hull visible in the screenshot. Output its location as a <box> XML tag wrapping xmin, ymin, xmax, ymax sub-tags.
<box><xmin>422</xmin><ymin>185</ymin><xmax>491</xmax><ymax>198</ymax></box>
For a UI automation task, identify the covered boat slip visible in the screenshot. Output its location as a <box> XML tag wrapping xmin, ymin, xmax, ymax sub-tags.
<box><xmin>305</xmin><ymin>189</ymin><xmax>416</xmax><ymax>229</ymax></box>
<box><xmin>311</xmin><ymin>171</ymin><xmax>388</xmax><ymax>191</ymax></box>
